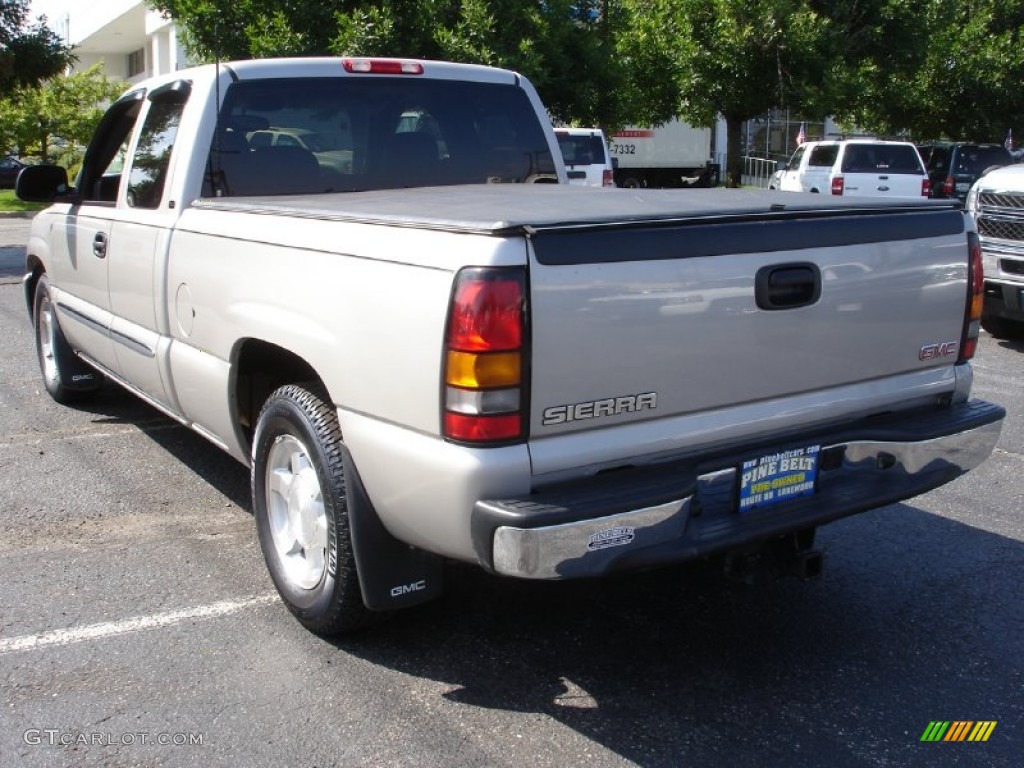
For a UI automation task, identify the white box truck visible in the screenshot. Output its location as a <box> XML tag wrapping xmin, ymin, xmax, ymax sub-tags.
<box><xmin>611</xmin><ymin>119</ymin><xmax>714</xmax><ymax>188</ymax></box>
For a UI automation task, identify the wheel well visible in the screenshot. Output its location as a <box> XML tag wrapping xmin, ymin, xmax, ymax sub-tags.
<box><xmin>234</xmin><ymin>339</ymin><xmax>323</xmax><ymax>448</ymax></box>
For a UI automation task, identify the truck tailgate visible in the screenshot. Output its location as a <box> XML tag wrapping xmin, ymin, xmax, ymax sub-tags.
<box><xmin>527</xmin><ymin>205</ymin><xmax>969</xmax><ymax>447</ymax></box>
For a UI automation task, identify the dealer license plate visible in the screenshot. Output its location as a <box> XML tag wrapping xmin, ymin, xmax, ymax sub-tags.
<box><xmin>737</xmin><ymin>445</ymin><xmax>820</xmax><ymax>513</ymax></box>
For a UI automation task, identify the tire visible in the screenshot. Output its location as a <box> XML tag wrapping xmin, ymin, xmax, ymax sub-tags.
<box><xmin>620</xmin><ymin>176</ymin><xmax>642</xmax><ymax>189</ymax></box>
<box><xmin>981</xmin><ymin>312</ymin><xmax>1024</xmax><ymax>340</ymax></box>
<box><xmin>251</xmin><ymin>383</ymin><xmax>377</xmax><ymax>635</ymax></box>
<box><xmin>33</xmin><ymin>274</ymin><xmax>103</xmax><ymax>403</ymax></box>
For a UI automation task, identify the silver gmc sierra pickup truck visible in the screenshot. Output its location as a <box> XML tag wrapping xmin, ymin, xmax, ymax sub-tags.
<box><xmin>17</xmin><ymin>57</ymin><xmax>1004</xmax><ymax>635</ymax></box>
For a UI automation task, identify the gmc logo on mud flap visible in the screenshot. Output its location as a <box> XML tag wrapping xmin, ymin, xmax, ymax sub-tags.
<box><xmin>390</xmin><ymin>580</ymin><xmax>426</xmax><ymax>597</ymax></box>
<box><xmin>919</xmin><ymin>341</ymin><xmax>958</xmax><ymax>361</ymax></box>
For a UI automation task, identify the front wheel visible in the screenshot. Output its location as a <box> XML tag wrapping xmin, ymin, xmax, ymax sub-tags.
<box><xmin>251</xmin><ymin>383</ymin><xmax>376</xmax><ymax>635</ymax></box>
<box><xmin>33</xmin><ymin>274</ymin><xmax>103</xmax><ymax>403</ymax></box>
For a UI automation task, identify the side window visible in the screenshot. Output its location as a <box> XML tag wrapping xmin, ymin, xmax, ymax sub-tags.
<box><xmin>127</xmin><ymin>83</ymin><xmax>190</xmax><ymax>209</ymax></box>
<box><xmin>808</xmin><ymin>145</ymin><xmax>839</xmax><ymax>168</ymax></box>
<box><xmin>787</xmin><ymin>146</ymin><xmax>805</xmax><ymax>169</ymax></box>
<box><xmin>79</xmin><ymin>93</ymin><xmax>144</xmax><ymax>204</ymax></box>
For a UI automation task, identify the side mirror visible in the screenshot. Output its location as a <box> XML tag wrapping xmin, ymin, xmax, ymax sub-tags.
<box><xmin>15</xmin><ymin>165</ymin><xmax>73</xmax><ymax>203</ymax></box>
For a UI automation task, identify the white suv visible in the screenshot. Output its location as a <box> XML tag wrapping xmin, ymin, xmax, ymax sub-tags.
<box><xmin>555</xmin><ymin>127</ymin><xmax>615</xmax><ymax>187</ymax></box>
<box><xmin>774</xmin><ymin>139</ymin><xmax>930</xmax><ymax>198</ymax></box>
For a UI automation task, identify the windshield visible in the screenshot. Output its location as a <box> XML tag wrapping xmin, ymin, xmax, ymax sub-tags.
<box><xmin>205</xmin><ymin>77</ymin><xmax>557</xmax><ymax>196</ymax></box>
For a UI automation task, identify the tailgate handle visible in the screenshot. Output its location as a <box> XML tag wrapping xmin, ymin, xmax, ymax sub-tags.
<box><xmin>92</xmin><ymin>232</ymin><xmax>108</xmax><ymax>259</ymax></box>
<box><xmin>755</xmin><ymin>263</ymin><xmax>821</xmax><ymax>310</ymax></box>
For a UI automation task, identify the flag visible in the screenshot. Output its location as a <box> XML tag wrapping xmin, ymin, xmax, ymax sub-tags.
<box><xmin>796</xmin><ymin>122</ymin><xmax>806</xmax><ymax>146</ymax></box>
<box><xmin>1005</xmin><ymin>129</ymin><xmax>1014</xmax><ymax>151</ymax></box>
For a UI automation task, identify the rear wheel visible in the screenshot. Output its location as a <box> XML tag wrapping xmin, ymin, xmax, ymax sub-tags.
<box><xmin>619</xmin><ymin>176</ymin><xmax>642</xmax><ymax>189</ymax></box>
<box><xmin>33</xmin><ymin>274</ymin><xmax>102</xmax><ymax>403</ymax></box>
<box><xmin>251</xmin><ymin>383</ymin><xmax>377</xmax><ymax>635</ymax></box>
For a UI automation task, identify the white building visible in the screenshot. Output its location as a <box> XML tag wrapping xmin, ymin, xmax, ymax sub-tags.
<box><xmin>34</xmin><ymin>0</ymin><xmax>189</xmax><ymax>83</ymax></box>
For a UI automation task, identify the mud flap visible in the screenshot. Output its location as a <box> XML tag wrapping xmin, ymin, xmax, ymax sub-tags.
<box><xmin>341</xmin><ymin>447</ymin><xmax>444</xmax><ymax>611</ymax></box>
<box><xmin>31</xmin><ymin>277</ymin><xmax>102</xmax><ymax>392</ymax></box>
<box><xmin>55</xmin><ymin>343</ymin><xmax>103</xmax><ymax>390</ymax></box>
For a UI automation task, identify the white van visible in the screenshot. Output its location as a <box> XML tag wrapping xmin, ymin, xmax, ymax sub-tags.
<box><xmin>555</xmin><ymin>127</ymin><xmax>615</xmax><ymax>187</ymax></box>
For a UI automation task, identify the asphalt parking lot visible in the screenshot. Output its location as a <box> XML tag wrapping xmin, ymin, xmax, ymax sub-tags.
<box><xmin>0</xmin><ymin>215</ymin><xmax>1021</xmax><ymax>767</ymax></box>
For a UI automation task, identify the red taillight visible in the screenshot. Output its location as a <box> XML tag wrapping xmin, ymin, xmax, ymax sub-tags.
<box><xmin>959</xmin><ymin>231</ymin><xmax>984</xmax><ymax>363</ymax></box>
<box><xmin>603</xmin><ymin>169</ymin><xmax>614</xmax><ymax>187</ymax></box>
<box><xmin>942</xmin><ymin>177</ymin><xmax>953</xmax><ymax>196</ymax></box>
<box><xmin>831</xmin><ymin>176</ymin><xmax>844</xmax><ymax>195</ymax></box>
<box><xmin>342</xmin><ymin>58</ymin><xmax>423</xmax><ymax>75</ymax></box>
<box><xmin>443</xmin><ymin>268</ymin><xmax>527</xmax><ymax>444</ymax></box>
<box><xmin>444</xmin><ymin>412</ymin><xmax>522</xmax><ymax>442</ymax></box>
<box><xmin>446</xmin><ymin>277</ymin><xmax>522</xmax><ymax>352</ymax></box>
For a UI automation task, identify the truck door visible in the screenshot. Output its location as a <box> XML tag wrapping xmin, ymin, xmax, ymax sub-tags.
<box><xmin>51</xmin><ymin>92</ymin><xmax>147</xmax><ymax>374</ymax></box>
<box><xmin>106</xmin><ymin>81</ymin><xmax>192</xmax><ymax>414</ymax></box>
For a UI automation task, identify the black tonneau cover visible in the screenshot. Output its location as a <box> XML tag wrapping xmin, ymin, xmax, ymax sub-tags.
<box><xmin>193</xmin><ymin>184</ymin><xmax>961</xmax><ymax>237</ymax></box>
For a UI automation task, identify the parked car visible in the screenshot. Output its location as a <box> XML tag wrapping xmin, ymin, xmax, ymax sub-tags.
<box><xmin>775</xmin><ymin>139</ymin><xmax>929</xmax><ymax>198</ymax></box>
<box><xmin>917</xmin><ymin>142</ymin><xmax>1012</xmax><ymax>202</ymax></box>
<box><xmin>0</xmin><ymin>156</ymin><xmax>27</xmax><ymax>189</ymax></box>
<box><xmin>555</xmin><ymin>127</ymin><xmax>615</xmax><ymax>187</ymax></box>
<box><xmin>247</xmin><ymin>126</ymin><xmax>355</xmax><ymax>176</ymax></box>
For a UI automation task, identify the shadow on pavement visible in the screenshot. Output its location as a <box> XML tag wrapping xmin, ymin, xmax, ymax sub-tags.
<box><xmin>330</xmin><ymin>509</ymin><xmax>1022</xmax><ymax>767</ymax></box>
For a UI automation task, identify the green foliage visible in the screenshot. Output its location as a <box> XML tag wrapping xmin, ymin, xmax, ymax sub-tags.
<box><xmin>0</xmin><ymin>188</ymin><xmax>47</xmax><ymax>212</ymax></box>
<box><xmin>619</xmin><ymin>0</ymin><xmax>838</xmax><ymax>184</ymax></box>
<box><xmin>0</xmin><ymin>0</ymin><xmax>74</xmax><ymax>91</ymax></box>
<box><xmin>834</xmin><ymin>0</ymin><xmax>1024</xmax><ymax>142</ymax></box>
<box><xmin>150</xmin><ymin>0</ymin><xmax>1024</xmax><ymax>176</ymax></box>
<box><xmin>0</xmin><ymin>63</ymin><xmax>126</xmax><ymax>165</ymax></box>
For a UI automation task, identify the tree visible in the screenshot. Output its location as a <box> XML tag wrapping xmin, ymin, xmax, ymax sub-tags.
<box><xmin>619</xmin><ymin>0</ymin><xmax>839</xmax><ymax>186</ymax></box>
<box><xmin>831</xmin><ymin>0</ymin><xmax>1024</xmax><ymax>142</ymax></box>
<box><xmin>0</xmin><ymin>0</ymin><xmax>74</xmax><ymax>91</ymax></box>
<box><xmin>0</xmin><ymin>63</ymin><xmax>125</xmax><ymax>163</ymax></box>
<box><xmin>153</xmin><ymin>1</ymin><xmax>632</xmax><ymax>132</ymax></box>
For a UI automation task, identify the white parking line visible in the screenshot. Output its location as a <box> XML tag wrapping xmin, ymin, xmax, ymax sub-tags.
<box><xmin>0</xmin><ymin>593</ymin><xmax>279</xmax><ymax>655</ymax></box>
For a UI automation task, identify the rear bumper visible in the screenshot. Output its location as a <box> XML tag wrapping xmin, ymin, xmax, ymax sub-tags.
<box><xmin>472</xmin><ymin>400</ymin><xmax>1004</xmax><ymax>579</ymax></box>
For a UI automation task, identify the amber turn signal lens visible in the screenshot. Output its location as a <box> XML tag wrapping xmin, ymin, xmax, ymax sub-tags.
<box><xmin>445</xmin><ymin>351</ymin><xmax>521</xmax><ymax>388</ymax></box>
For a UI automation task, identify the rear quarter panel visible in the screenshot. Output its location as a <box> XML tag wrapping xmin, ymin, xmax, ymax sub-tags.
<box><xmin>165</xmin><ymin>208</ymin><xmax>529</xmax><ymax>459</ymax></box>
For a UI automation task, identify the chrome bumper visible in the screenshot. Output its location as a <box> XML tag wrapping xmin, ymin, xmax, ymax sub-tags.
<box><xmin>474</xmin><ymin>401</ymin><xmax>1003</xmax><ymax>580</ymax></box>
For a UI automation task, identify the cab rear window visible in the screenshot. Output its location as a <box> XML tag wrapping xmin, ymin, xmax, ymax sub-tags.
<box><xmin>204</xmin><ymin>77</ymin><xmax>557</xmax><ymax>196</ymax></box>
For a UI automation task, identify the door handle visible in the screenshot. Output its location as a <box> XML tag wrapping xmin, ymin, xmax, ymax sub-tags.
<box><xmin>93</xmin><ymin>232</ymin><xmax>107</xmax><ymax>259</ymax></box>
<box><xmin>755</xmin><ymin>263</ymin><xmax>821</xmax><ymax>310</ymax></box>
